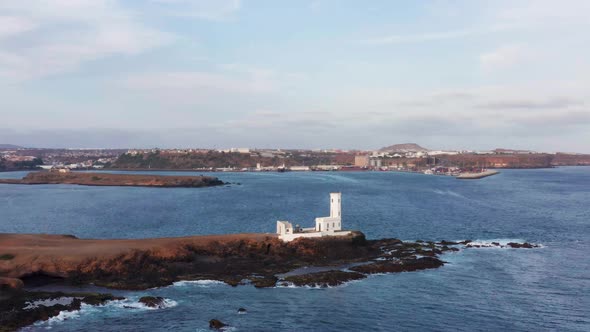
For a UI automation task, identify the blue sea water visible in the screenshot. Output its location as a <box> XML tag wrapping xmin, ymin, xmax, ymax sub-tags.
<box><xmin>1</xmin><ymin>168</ymin><xmax>589</xmax><ymax>331</ymax></box>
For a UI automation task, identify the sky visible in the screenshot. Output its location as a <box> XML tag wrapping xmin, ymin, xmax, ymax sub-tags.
<box><xmin>1</xmin><ymin>0</ymin><xmax>589</xmax><ymax>152</ymax></box>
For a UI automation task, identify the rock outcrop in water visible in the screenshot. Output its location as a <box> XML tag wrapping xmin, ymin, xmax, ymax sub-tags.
<box><xmin>0</xmin><ymin>171</ymin><xmax>224</xmax><ymax>188</ymax></box>
<box><xmin>0</xmin><ymin>290</ymin><xmax>123</xmax><ymax>332</ymax></box>
<box><xmin>139</xmin><ymin>296</ymin><xmax>166</xmax><ymax>308</ymax></box>
<box><xmin>209</xmin><ymin>319</ymin><xmax>227</xmax><ymax>329</ymax></box>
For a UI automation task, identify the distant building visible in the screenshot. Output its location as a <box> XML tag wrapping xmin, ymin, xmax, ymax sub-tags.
<box><xmin>354</xmin><ymin>155</ymin><xmax>370</xmax><ymax>167</ymax></box>
<box><xmin>276</xmin><ymin>193</ymin><xmax>351</xmax><ymax>242</ymax></box>
<box><xmin>289</xmin><ymin>166</ymin><xmax>310</xmax><ymax>171</ymax></box>
<box><xmin>229</xmin><ymin>148</ymin><xmax>250</xmax><ymax>153</ymax></box>
<box><xmin>369</xmin><ymin>158</ymin><xmax>382</xmax><ymax>167</ymax></box>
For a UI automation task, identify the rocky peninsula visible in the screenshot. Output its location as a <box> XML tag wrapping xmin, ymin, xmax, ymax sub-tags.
<box><xmin>0</xmin><ymin>233</ymin><xmax>539</xmax><ymax>330</ymax></box>
<box><xmin>0</xmin><ymin>171</ymin><xmax>224</xmax><ymax>188</ymax></box>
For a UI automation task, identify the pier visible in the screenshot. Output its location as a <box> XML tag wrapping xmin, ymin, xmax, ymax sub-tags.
<box><xmin>456</xmin><ymin>170</ymin><xmax>499</xmax><ymax>179</ymax></box>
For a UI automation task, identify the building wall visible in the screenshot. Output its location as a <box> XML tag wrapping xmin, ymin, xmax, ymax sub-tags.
<box><xmin>276</xmin><ymin>221</ymin><xmax>293</xmax><ymax>235</ymax></box>
<box><xmin>279</xmin><ymin>231</ymin><xmax>351</xmax><ymax>242</ymax></box>
<box><xmin>354</xmin><ymin>155</ymin><xmax>369</xmax><ymax>167</ymax></box>
<box><xmin>315</xmin><ymin>217</ymin><xmax>341</xmax><ymax>232</ymax></box>
<box><xmin>330</xmin><ymin>192</ymin><xmax>341</xmax><ymax>218</ymax></box>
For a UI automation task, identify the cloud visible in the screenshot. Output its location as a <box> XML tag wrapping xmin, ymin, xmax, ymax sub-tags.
<box><xmin>498</xmin><ymin>0</ymin><xmax>590</xmax><ymax>27</ymax></box>
<box><xmin>149</xmin><ymin>0</ymin><xmax>241</xmax><ymax>21</ymax></box>
<box><xmin>122</xmin><ymin>69</ymin><xmax>280</xmax><ymax>110</ymax></box>
<box><xmin>0</xmin><ymin>1</ymin><xmax>174</xmax><ymax>80</ymax></box>
<box><xmin>511</xmin><ymin>110</ymin><xmax>590</xmax><ymax>127</ymax></box>
<box><xmin>480</xmin><ymin>44</ymin><xmax>530</xmax><ymax>70</ymax></box>
<box><xmin>361</xmin><ymin>28</ymin><xmax>489</xmax><ymax>45</ymax></box>
<box><xmin>123</xmin><ymin>64</ymin><xmax>308</xmax><ymax>107</ymax></box>
<box><xmin>125</xmin><ymin>71</ymin><xmax>275</xmax><ymax>95</ymax></box>
<box><xmin>0</xmin><ymin>16</ymin><xmax>36</xmax><ymax>39</ymax></box>
<box><xmin>477</xmin><ymin>97</ymin><xmax>584</xmax><ymax>110</ymax></box>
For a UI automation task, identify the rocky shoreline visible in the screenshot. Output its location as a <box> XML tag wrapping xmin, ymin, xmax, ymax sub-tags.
<box><xmin>0</xmin><ymin>171</ymin><xmax>225</xmax><ymax>188</ymax></box>
<box><xmin>0</xmin><ymin>233</ymin><xmax>540</xmax><ymax>330</ymax></box>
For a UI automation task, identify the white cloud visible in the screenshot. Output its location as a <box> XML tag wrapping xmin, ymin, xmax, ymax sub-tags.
<box><xmin>123</xmin><ymin>70</ymin><xmax>277</xmax><ymax>109</ymax></box>
<box><xmin>150</xmin><ymin>0</ymin><xmax>241</xmax><ymax>21</ymax></box>
<box><xmin>480</xmin><ymin>44</ymin><xmax>529</xmax><ymax>70</ymax></box>
<box><xmin>498</xmin><ymin>0</ymin><xmax>590</xmax><ymax>26</ymax></box>
<box><xmin>123</xmin><ymin>64</ymin><xmax>308</xmax><ymax>107</ymax></box>
<box><xmin>362</xmin><ymin>28</ymin><xmax>490</xmax><ymax>45</ymax></box>
<box><xmin>0</xmin><ymin>16</ymin><xmax>36</xmax><ymax>39</ymax></box>
<box><xmin>0</xmin><ymin>1</ymin><xmax>174</xmax><ymax>80</ymax></box>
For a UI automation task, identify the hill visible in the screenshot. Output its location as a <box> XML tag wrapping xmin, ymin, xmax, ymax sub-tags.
<box><xmin>378</xmin><ymin>143</ymin><xmax>429</xmax><ymax>153</ymax></box>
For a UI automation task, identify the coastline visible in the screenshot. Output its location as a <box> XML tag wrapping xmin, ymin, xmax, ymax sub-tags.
<box><xmin>0</xmin><ymin>232</ymin><xmax>541</xmax><ymax>331</ymax></box>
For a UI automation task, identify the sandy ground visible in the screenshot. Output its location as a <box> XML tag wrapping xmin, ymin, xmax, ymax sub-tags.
<box><xmin>0</xmin><ymin>233</ymin><xmax>276</xmax><ymax>279</ymax></box>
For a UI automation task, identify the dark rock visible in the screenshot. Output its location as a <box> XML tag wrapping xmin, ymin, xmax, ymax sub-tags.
<box><xmin>438</xmin><ymin>240</ymin><xmax>459</xmax><ymax>245</ymax></box>
<box><xmin>507</xmin><ymin>242</ymin><xmax>537</xmax><ymax>249</ymax></box>
<box><xmin>209</xmin><ymin>319</ymin><xmax>227</xmax><ymax>329</ymax></box>
<box><xmin>459</xmin><ymin>240</ymin><xmax>472</xmax><ymax>245</ymax></box>
<box><xmin>238</xmin><ymin>308</ymin><xmax>247</xmax><ymax>313</ymax></box>
<box><xmin>283</xmin><ymin>270</ymin><xmax>366</xmax><ymax>287</ymax></box>
<box><xmin>351</xmin><ymin>257</ymin><xmax>444</xmax><ymax>274</ymax></box>
<box><xmin>444</xmin><ymin>247</ymin><xmax>460</xmax><ymax>252</ymax></box>
<box><xmin>138</xmin><ymin>296</ymin><xmax>166</xmax><ymax>308</ymax></box>
<box><xmin>249</xmin><ymin>276</ymin><xmax>277</xmax><ymax>288</ymax></box>
<box><xmin>491</xmin><ymin>242</ymin><xmax>500</xmax><ymax>246</ymax></box>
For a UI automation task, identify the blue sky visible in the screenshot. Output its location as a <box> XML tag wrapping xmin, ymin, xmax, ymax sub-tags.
<box><xmin>1</xmin><ymin>0</ymin><xmax>589</xmax><ymax>152</ymax></box>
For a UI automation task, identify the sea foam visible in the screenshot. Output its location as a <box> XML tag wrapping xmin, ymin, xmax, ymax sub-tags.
<box><xmin>172</xmin><ymin>279</ymin><xmax>226</xmax><ymax>287</ymax></box>
<box><xmin>461</xmin><ymin>239</ymin><xmax>544</xmax><ymax>248</ymax></box>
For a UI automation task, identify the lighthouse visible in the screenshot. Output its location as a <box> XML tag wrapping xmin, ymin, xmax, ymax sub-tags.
<box><xmin>276</xmin><ymin>192</ymin><xmax>350</xmax><ymax>242</ymax></box>
<box><xmin>315</xmin><ymin>192</ymin><xmax>342</xmax><ymax>232</ymax></box>
<box><xmin>330</xmin><ymin>192</ymin><xmax>341</xmax><ymax>219</ymax></box>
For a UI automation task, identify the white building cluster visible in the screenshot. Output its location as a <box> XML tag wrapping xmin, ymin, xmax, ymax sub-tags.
<box><xmin>276</xmin><ymin>192</ymin><xmax>351</xmax><ymax>242</ymax></box>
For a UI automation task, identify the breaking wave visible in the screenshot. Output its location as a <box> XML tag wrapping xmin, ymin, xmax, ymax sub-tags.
<box><xmin>460</xmin><ymin>239</ymin><xmax>544</xmax><ymax>248</ymax></box>
<box><xmin>274</xmin><ymin>279</ymin><xmax>362</xmax><ymax>289</ymax></box>
<box><xmin>172</xmin><ymin>279</ymin><xmax>226</xmax><ymax>287</ymax></box>
<box><xmin>33</xmin><ymin>298</ymin><xmax>178</xmax><ymax>328</ymax></box>
<box><xmin>109</xmin><ymin>298</ymin><xmax>178</xmax><ymax>310</ymax></box>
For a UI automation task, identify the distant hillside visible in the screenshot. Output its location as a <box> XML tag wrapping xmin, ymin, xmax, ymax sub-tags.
<box><xmin>493</xmin><ymin>148</ymin><xmax>536</xmax><ymax>154</ymax></box>
<box><xmin>379</xmin><ymin>143</ymin><xmax>429</xmax><ymax>153</ymax></box>
<box><xmin>0</xmin><ymin>144</ymin><xmax>24</xmax><ymax>149</ymax></box>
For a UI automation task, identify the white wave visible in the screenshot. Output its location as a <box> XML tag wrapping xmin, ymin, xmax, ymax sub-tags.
<box><xmin>32</xmin><ymin>297</ymin><xmax>177</xmax><ymax>328</ymax></box>
<box><xmin>275</xmin><ymin>279</ymin><xmax>361</xmax><ymax>289</ymax></box>
<box><xmin>24</xmin><ymin>297</ymin><xmax>80</xmax><ymax>310</ymax></box>
<box><xmin>461</xmin><ymin>239</ymin><xmax>543</xmax><ymax>248</ymax></box>
<box><xmin>45</xmin><ymin>308</ymin><xmax>81</xmax><ymax>324</ymax></box>
<box><xmin>109</xmin><ymin>298</ymin><xmax>178</xmax><ymax>310</ymax></box>
<box><xmin>172</xmin><ymin>279</ymin><xmax>226</xmax><ymax>287</ymax></box>
<box><xmin>432</xmin><ymin>189</ymin><xmax>464</xmax><ymax>198</ymax></box>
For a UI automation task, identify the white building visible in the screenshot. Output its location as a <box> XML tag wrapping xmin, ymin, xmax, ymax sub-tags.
<box><xmin>289</xmin><ymin>165</ymin><xmax>311</xmax><ymax>171</ymax></box>
<box><xmin>276</xmin><ymin>192</ymin><xmax>351</xmax><ymax>242</ymax></box>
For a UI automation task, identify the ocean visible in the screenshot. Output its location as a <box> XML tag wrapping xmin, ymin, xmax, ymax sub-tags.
<box><xmin>1</xmin><ymin>167</ymin><xmax>589</xmax><ymax>331</ymax></box>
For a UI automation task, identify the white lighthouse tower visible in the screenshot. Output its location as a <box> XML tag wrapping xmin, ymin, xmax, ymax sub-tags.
<box><xmin>276</xmin><ymin>192</ymin><xmax>350</xmax><ymax>242</ymax></box>
<box><xmin>315</xmin><ymin>192</ymin><xmax>342</xmax><ymax>232</ymax></box>
<box><xmin>330</xmin><ymin>192</ymin><xmax>341</xmax><ymax>219</ymax></box>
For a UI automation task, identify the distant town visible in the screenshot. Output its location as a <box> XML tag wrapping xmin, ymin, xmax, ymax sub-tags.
<box><xmin>1</xmin><ymin>143</ymin><xmax>589</xmax><ymax>176</ymax></box>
